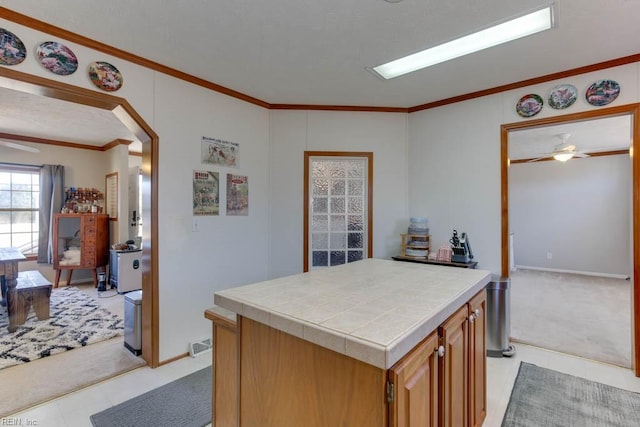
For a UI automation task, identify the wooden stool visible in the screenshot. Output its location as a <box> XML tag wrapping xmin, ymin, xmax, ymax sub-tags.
<box><xmin>7</xmin><ymin>270</ymin><xmax>53</xmax><ymax>332</ymax></box>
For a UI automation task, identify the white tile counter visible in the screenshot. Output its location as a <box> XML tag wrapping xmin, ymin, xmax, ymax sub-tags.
<box><xmin>214</xmin><ymin>258</ymin><xmax>491</xmax><ymax>369</ymax></box>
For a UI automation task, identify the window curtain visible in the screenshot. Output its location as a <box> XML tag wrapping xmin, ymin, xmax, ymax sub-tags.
<box><xmin>38</xmin><ymin>165</ymin><xmax>64</xmax><ymax>263</ymax></box>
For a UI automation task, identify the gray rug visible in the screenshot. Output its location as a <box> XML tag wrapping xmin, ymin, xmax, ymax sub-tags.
<box><xmin>90</xmin><ymin>366</ymin><xmax>211</xmax><ymax>427</ymax></box>
<box><xmin>502</xmin><ymin>362</ymin><xmax>640</xmax><ymax>426</ymax></box>
<box><xmin>0</xmin><ymin>286</ymin><xmax>123</xmax><ymax>370</ymax></box>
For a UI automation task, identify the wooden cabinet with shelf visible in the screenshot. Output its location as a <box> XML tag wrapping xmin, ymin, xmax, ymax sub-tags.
<box><xmin>400</xmin><ymin>233</ymin><xmax>430</xmax><ymax>258</ymax></box>
<box><xmin>53</xmin><ymin>213</ymin><xmax>109</xmax><ymax>288</ymax></box>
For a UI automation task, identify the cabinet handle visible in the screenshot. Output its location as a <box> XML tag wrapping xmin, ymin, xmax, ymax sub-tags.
<box><xmin>437</xmin><ymin>345</ymin><xmax>445</xmax><ymax>357</ymax></box>
<box><xmin>474</xmin><ymin>309</ymin><xmax>480</xmax><ymax>317</ymax></box>
<box><xmin>469</xmin><ymin>314</ymin><xmax>475</xmax><ymax>323</ymax></box>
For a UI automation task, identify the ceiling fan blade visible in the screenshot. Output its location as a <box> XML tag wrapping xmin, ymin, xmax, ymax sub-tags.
<box><xmin>573</xmin><ymin>152</ymin><xmax>590</xmax><ymax>158</ymax></box>
<box><xmin>526</xmin><ymin>155</ymin><xmax>551</xmax><ymax>163</ymax></box>
<box><xmin>0</xmin><ymin>140</ymin><xmax>40</xmax><ymax>153</ymax></box>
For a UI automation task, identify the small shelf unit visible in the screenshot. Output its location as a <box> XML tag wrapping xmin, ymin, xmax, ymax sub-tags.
<box><xmin>400</xmin><ymin>233</ymin><xmax>430</xmax><ymax>258</ymax></box>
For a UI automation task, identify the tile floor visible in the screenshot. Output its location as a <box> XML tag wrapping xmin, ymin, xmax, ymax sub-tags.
<box><xmin>6</xmin><ymin>341</ymin><xmax>640</xmax><ymax>426</ymax></box>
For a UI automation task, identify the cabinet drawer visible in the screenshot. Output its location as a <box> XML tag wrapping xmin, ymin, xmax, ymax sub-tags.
<box><xmin>82</xmin><ymin>248</ymin><xmax>96</xmax><ymax>265</ymax></box>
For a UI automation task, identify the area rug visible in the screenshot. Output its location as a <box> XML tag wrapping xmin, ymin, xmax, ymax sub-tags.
<box><xmin>502</xmin><ymin>362</ymin><xmax>640</xmax><ymax>426</ymax></box>
<box><xmin>0</xmin><ymin>286</ymin><xmax>124</xmax><ymax>370</ymax></box>
<box><xmin>90</xmin><ymin>366</ymin><xmax>211</xmax><ymax>427</ymax></box>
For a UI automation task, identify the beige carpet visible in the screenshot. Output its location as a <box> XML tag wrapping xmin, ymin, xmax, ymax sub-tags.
<box><xmin>0</xmin><ymin>285</ymin><xmax>146</xmax><ymax>417</ymax></box>
<box><xmin>510</xmin><ymin>269</ymin><xmax>632</xmax><ymax>368</ymax></box>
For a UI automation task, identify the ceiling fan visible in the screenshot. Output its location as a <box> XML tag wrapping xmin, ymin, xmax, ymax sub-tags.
<box><xmin>528</xmin><ymin>133</ymin><xmax>589</xmax><ymax>163</ymax></box>
<box><xmin>0</xmin><ymin>139</ymin><xmax>40</xmax><ymax>153</ymax></box>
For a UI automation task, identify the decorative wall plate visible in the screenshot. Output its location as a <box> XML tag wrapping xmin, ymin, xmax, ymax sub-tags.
<box><xmin>0</xmin><ymin>28</ymin><xmax>26</xmax><ymax>65</ymax></box>
<box><xmin>88</xmin><ymin>61</ymin><xmax>123</xmax><ymax>91</ymax></box>
<box><xmin>585</xmin><ymin>79</ymin><xmax>620</xmax><ymax>106</ymax></box>
<box><xmin>36</xmin><ymin>41</ymin><xmax>78</xmax><ymax>75</ymax></box>
<box><xmin>516</xmin><ymin>94</ymin><xmax>543</xmax><ymax>118</ymax></box>
<box><xmin>548</xmin><ymin>84</ymin><xmax>577</xmax><ymax>110</ymax></box>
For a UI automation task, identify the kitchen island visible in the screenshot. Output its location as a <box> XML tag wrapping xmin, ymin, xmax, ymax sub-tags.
<box><xmin>212</xmin><ymin>258</ymin><xmax>491</xmax><ymax>426</ymax></box>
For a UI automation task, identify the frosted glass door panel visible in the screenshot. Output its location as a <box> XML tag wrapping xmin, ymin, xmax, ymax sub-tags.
<box><xmin>310</xmin><ymin>158</ymin><xmax>367</xmax><ymax>269</ymax></box>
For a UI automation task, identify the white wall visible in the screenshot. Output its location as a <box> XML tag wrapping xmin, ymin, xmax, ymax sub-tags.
<box><xmin>269</xmin><ymin>110</ymin><xmax>409</xmax><ymax>278</ymax></box>
<box><xmin>510</xmin><ymin>155</ymin><xmax>631</xmax><ymax>275</ymax></box>
<box><xmin>408</xmin><ymin>62</ymin><xmax>640</xmax><ymax>275</ymax></box>
<box><xmin>153</xmin><ymin>73</ymin><xmax>270</xmax><ymax>360</ymax></box>
<box><xmin>408</xmin><ymin>96</ymin><xmax>504</xmax><ymax>271</ymax></box>
<box><xmin>104</xmin><ymin>144</ymin><xmax>131</xmax><ymax>244</ymax></box>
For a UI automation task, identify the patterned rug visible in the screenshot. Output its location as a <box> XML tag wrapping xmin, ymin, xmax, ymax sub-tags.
<box><xmin>0</xmin><ymin>286</ymin><xmax>123</xmax><ymax>370</ymax></box>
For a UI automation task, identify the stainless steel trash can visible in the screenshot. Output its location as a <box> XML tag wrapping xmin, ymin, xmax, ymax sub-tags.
<box><xmin>124</xmin><ymin>290</ymin><xmax>142</xmax><ymax>355</ymax></box>
<box><xmin>486</xmin><ymin>276</ymin><xmax>515</xmax><ymax>357</ymax></box>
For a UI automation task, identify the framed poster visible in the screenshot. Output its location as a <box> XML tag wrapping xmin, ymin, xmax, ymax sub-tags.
<box><xmin>105</xmin><ymin>172</ymin><xmax>118</xmax><ymax>220</ymax></box>
<box><xmin>201</xmin><ymin>136</ymin><xmax>239</xmax><ymax>167</ymax></box>
<box><xmin>193</xmin><ymin>170</ymin><xmax>219</xmax><ymax>216</ymax></box>
<box><xmin>227</xmin><ymin>174</ymin><xmax>248</xmax><ymax>216</ymax></box>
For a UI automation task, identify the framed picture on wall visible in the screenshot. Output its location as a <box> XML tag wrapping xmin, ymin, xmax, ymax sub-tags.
<box><xmin>105</xmin><ymin>172</ymin><xmax>118</xmax><ymax>220</ymax></box>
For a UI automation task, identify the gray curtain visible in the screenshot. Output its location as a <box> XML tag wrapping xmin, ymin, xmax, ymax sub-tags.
<box><xmin>38</xmin><ymin>165</ymin><xmax>64</xmax><ymax>263</ymax></box>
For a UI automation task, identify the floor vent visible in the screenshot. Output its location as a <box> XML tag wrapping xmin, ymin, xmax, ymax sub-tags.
<box><xmin>189</xmin><ymin>338</ymin><xmax>212</xmax><ymax>357</ymax></box>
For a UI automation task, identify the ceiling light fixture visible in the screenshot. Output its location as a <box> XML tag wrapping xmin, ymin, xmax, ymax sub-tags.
<box><xmin>369</xmin><ymin>4</ymin><xmax>555</xmax><ymax>79</ymax></box>
<box><xmin>553</xmin><ymin>152</ymin><xmax>575</xmax><ymax>162</ymax></box>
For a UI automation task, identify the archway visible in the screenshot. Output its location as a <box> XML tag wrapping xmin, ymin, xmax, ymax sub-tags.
<box><xmin>0</xmin><ymin>66</ymin><xmax>160</xmax><ymax>367</ymax></box>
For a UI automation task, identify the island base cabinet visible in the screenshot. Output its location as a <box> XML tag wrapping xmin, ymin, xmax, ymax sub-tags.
<box><xmin>469</xmin><ymin>290</ymin><xmax>487</xmax><ymax>427</ymax></box>
<box><xmin>239</xmin><ymin>317</ymin><xmax>387</xmax><ymax>427</ymax></box>
<box><xmin>221</xmin><ymin>288</ymin><xmax>486</xmax><ymax>427</ymax></box>
<box><xmin>205</xmin><ymin>308</ymin><xmax>238</xmax><ymax>427</ymax></box>
<box><xmin>439</xmin><ymin>305</ymin><xmax>469</xmax><ymax>427</ymax></box>
<box><xmin>388</xmin><ymin>289</ymin><xmax>486</xmax><ymax>427</ymax></box>
<box><xmin>388</xmin><ymin>331</ymin><xmax>439</xmax><ymax>427</ymax></box>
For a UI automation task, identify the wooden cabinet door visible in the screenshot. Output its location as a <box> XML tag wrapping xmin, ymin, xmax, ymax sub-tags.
<box><xmin>439</xmin><ymin>304</ymin><xmax>469</xmax><ymax>427</ymax></box>
<box><xmin>468</xmin><ymin>290</ymin><xmax>486</xmax><ymax>427</ymax></box>
<box><xmin>388</xmin><ymin>331</ymin><xmax>439</xmax><ymax>427</ymax></box>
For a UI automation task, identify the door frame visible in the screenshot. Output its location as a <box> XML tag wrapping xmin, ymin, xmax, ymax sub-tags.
<box><xmin>500</xmin><ymin>103</ymin><xmax>640</xmax><ymax>376</ymax></box>
<box><xmin>0</xmin><ymin>66</ymin><xmax>161</xmax><ymax>367</ymax></box>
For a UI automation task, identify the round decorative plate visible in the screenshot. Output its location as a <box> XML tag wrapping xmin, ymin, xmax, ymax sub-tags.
<box><xmin>548</xmin><ymin>84</ymin><xmax>578</xmax><ymax>110</ymax></box>
<box><xmin>585</xmin><ymin>79</ymin><xmax>620</xmax><ymax>107</ymax></box>
<box><xmin>516</xmin><ymin>94</ymin><xmax>543</xmax><ymax>118</ymax></box>
<box><xmin>88</xmin><ymin>61</ymin><xmax>123</xmax><ymax>91</ymax></box>
<box><xmin>0</xmin><ymin>28</ymin><xmax>26</xmax><ymax>65</ymax></box>
<box><xmin>36</xmin><ymin>41</ymin><xmax>78</xmax><ymax>75</ymax></box>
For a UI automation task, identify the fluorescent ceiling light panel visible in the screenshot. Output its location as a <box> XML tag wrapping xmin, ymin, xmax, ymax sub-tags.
<box><xmin>371</xmin><ymin>5</ymin><xmax>554</xmax><ymax>79</ymax></box>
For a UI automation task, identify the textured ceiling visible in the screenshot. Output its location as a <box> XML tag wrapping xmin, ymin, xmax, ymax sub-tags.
<box><xmin>0</xmin><ymin>1</ymin><xmax>637</xmax><ymax>155</ymax></box>
<box><xmin>4</xmin><ymin>0</ymin><xmax>640</xmax><ymax>107</ymax></box>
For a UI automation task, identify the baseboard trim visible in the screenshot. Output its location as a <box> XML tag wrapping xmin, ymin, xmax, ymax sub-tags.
<box><xmin>514</xmin><ymin>265</ymin><xmax>630</xmax><ymax>280</ymax></box>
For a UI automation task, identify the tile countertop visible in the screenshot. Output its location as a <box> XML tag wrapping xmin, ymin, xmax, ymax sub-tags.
<box><xmin>214</xmin><ymin>258</ymin><xmax>491</xmax><ymax>369</ymax></box>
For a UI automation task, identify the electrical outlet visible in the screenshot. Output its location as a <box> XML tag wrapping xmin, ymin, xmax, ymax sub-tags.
<box><xmin>546</xmin><ymin>252</ymin><xmax>552</xmax><ymax>260</ymax></box>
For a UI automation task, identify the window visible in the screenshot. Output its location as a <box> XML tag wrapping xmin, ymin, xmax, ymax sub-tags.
<box><xmin>0</xmin><ymin>164</ymin><xmax>40</xmax><ymax>255</ymax></box>
<box><xmin>304</xmin><ymin>152</ymin><xmax>373</xmax><ymax>271</ymax></box>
